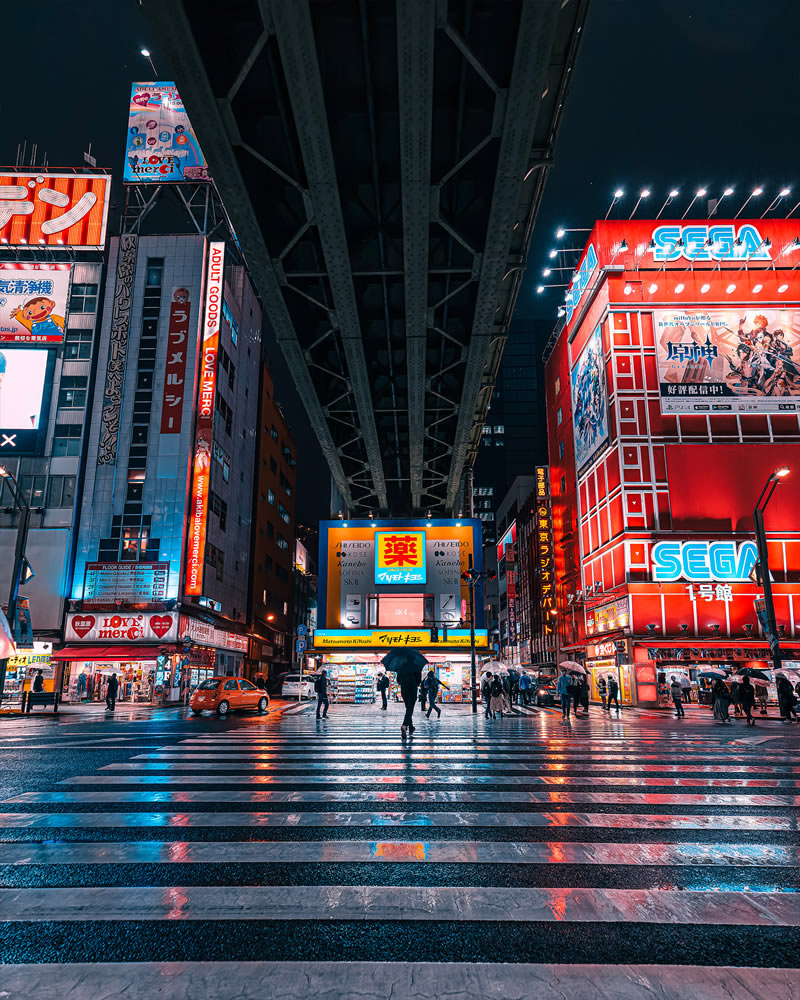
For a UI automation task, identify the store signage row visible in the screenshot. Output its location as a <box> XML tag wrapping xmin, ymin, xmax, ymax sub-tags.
<box><xmin>375</xmin><ymin>531</ymin><xmax>426</xmax><ymax>585</ymax></box>
<box><xmin>185</xmin><ymin>240</ymin><xmax>225</xmax><ymax>596</ymax></box>
<box><xmin>312</xmin><ymin>629</ymin><xmax>490</xmax><ymax>649</ymax></box>
<box><xmin>65</xmin><ymin>611</ymin><xmax>178</xmax><ymax>643</ymax></box>
<box><xmin>83</xmin><ymin>562</ymin><xmax>169</xmax><ymax>603</ymax></box>
<box><xmin>651</xmin><ymin>540</ymin><xmax>758</xmax><ymax>582</ymax></box>
<box><xmin>179</xmin><ymin>615</ymin><xmax>248</xmax><ymax>652</ymax></box>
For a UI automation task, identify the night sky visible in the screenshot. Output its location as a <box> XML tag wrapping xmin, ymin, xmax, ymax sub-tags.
<box><xmin>6</xmin><ymin>0</ymin><xmax>800</xmax><ymax>520</ymax></box>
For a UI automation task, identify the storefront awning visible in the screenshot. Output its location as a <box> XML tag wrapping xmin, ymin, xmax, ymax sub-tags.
<box><xmin>52</xmin><ymin>645</ymin><xmax>173</xmax><ymax>661</ymax></box>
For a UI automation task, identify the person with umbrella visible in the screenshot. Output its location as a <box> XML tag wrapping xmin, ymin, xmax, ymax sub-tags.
<box><xmin>712</xmin><ymin>677</ymin><xmax>731</xmax><ymax>723</ymax></box>
<box><xmin>481</xmin><ymin>671</ymin><xmax>493</xmax><ymax>718</ymax></box>
<box><xmin>382</xmin><ymin>647</ymin><xmax>428</xmax><ymax>736</ymax></box>
<box><xmin>739</xmin><ymin>675</ymin><xmax>756</xmax><ymax>726</ymax></box>
<box><xmin>776</xmin><ymin>674</ymin><xmax>798</xmax><ymax>723</ymax></box>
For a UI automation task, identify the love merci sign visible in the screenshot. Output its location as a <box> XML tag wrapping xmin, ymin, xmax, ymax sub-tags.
<box><xmin>66</xmin><ymin>612</ymin><xmax>178</xmax><ymax>643</ymax></box>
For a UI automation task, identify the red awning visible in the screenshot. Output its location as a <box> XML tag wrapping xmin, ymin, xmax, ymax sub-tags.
<box><xmin>52</xmin><ymin>645</ymin><xmax>172</xmax><ymax>661</ymax></box>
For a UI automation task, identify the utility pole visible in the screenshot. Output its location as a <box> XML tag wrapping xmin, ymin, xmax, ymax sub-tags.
<box><xmin>753</xmin><ymin>466</ymin><xmax>790</xmax><ymax>676</ymax></box>
<box><xmin>0</xmin><ymin>467</ymin><xmax>32</xmax><ymax>703</ymax></box>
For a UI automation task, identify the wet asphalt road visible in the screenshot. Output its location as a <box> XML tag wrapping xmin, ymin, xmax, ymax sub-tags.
<box><xmin>0</xmin><ymin>698</ymin><xmax>798</xmax><ymax>996</ymax></box>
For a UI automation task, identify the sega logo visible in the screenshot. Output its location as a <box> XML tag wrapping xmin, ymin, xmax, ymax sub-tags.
<box><xmin>649</xmin><ymin>224</ymin><xmax>770</xmax><ymax>263</ymax></box>
<box><xmin>564</xmin><ymin>243</ymin><xmax>598</xmax><ymax>322</ymax></box>
<box><xmin>651</xmin><ymin>540</ymin><xmax>758</xmax><ymax>582</ymax></box>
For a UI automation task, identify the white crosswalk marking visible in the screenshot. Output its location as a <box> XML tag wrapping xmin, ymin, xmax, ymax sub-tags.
<box><xmin>0</xmin><ymin>702</ymin><xmax>798</xmax><ymax>997</ymax></box>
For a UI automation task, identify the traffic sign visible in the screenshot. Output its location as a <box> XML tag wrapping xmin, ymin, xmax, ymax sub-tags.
<box><xmin>297</xmin><ymin>624</ymin><xmax>307</xmax><ymax>636</ymax></box>
<box><xmin>296</xmin><ymin>638</ymin><xmax>307</xmax><ymax>653</ymax></box>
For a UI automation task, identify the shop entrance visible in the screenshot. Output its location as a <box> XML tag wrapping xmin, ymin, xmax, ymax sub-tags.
<box><xmin>318</xmin><ymin>652</ymin><xmax>475</xmax><ymax>704</ymax></box>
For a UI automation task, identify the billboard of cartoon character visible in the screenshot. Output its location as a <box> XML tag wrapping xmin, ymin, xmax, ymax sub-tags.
<box><xmin>570</xmin><ymin>324</ymin><xmax>610</xmax><ymax>472</ymax></box>
<box><xmin>653</xmin><ymin>309</ymin><xmax>800</xmax><ymax>413</ymax></box>
<box><xmin>0</xmin><ymin>265</ymin><xmax>70</xmax><ymax>343</ymax></box>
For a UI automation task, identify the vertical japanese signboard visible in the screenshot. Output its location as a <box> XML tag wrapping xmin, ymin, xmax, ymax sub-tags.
<box><xmin>160</xmin><ymin>288</ymin><xmax>192</xmax><ymax>433</ymax></box>
<box><xmin>0</xmin><ymin>264</ymin><xmax>70</xmax><ymax>342</ymax></box>
<box><xmin>185</xmin><ymin>241</ymin><xmax>224</xmax><ymax>596</ymax></box>
<box><xmin>535</xmin><ymin>466</ymin><xmax>555</xmax><ymax>638</ymax></box>
<box><xmin>98</xmin><ymin>234</ymin><xmax>137</xmax><ymax>466</ymax></box>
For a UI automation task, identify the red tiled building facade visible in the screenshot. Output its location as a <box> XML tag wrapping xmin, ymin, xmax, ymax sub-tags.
<box><xmin>544</xmin><ymin>218</ymin><xmax>800</xmax><ymax>706</ymax></box>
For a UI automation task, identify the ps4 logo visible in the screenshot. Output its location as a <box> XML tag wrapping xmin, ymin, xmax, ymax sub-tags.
<box><xmin>649</xmin><ymin>224</ymin><xmax>771</xmax><ymax>263</ymax></box>
<box><xmin>651</xmin><ymin>540</ymin><xmax>758</xmax><ymax>582</ymax></box>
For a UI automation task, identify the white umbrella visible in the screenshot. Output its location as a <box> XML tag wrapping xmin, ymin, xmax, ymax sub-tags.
<box><xmin>558</xmin><ymin>660</ymin><xmax>586</xmax><ymax>674</ymax></box>
<box><xmin>481</xmin><ymin>660</ymin><xmax>507</xmax><ymax>674</ymax></box>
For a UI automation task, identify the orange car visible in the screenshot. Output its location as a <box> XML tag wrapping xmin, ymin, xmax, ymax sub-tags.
<box><xmin>190</xmin><ymin>677</ymin><xmax>269</xmax><ymax>716</ymax></box>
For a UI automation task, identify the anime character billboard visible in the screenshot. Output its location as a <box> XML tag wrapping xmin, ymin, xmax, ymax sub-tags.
<box><xmin>653</xmin><ymin>309</ymin><xmax>800</xmax><ymax>413</ymax></box>
<box><xmin>0</xmin><ymin>265</ymin><xmax>70</xmax><ymax>343</ymax></box>
<box><xmin>570</xmin><ymin>324</ymin><xmax>609</xmax><ymax>472</ymax></box>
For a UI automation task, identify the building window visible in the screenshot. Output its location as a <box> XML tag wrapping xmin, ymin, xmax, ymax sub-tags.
<box><xmin>482</xmin><ymin>426</ymin><xmax>491</xmax><ymax>435</ymax></box>
<box><xmin>219</xmin><ymin>346</ymin><xmax>236</xmax><ymax>389</ymax></box>
<box><xmin>278</xmin><ymin>502</ymin><xmax>290</xmax><ymax>525</ymax></box>
<box><xmin>58</xmin><ymin>376</ymin><xmax>88</xmax><ymax>409</ymax></box>
<box><xmin>47</xmin><ymin>475</ymin><xmax>76</xmax><ymax>508</ymax></box>
<box><xmin>266</xmin><ymin>521</ymin><xmax>274</xmax><ymax>538</ymax></box>
<box><xmin>561</xmin><ymin>475</ymin><xmax>566</xmax><ymax>495</ymax></box>
<box><xmin>20</xmin><ymin>475</ymin><xmax>47</xmax><ymax>507</ymax></box>
<box><xmin>68</xmin><ymin>283</ymin><xmax>98</xmax><ymax>313</ymax></box>
<box><xmin>271</xmin><ymin>425</ymin><xmax>278</xmax><ymax>441</ymax></box>
<box><xmin>222</xmin><ymin>300</ymin><xmax>239</xmax><ymax>347</ymax></box>
<box><xmin>267</xmin><ymin>488</ymin><xmax>275</xmax><ymax>505</ymax></box>
<box><xmin>493</xmin><ymin>425</ymin><xmax>504</xmax><ymax>434</ymax></box>
<box><xmin>557</xmin><ymin>407</ymin><xmax>562</xmax><ymax>425</ymax></box>
<box><xmin>555</xmin><ymin>376</ymin><xmax>561</xmax><ymax>394</ymax></box>
<box><xmin>210</xmin><ymin>491</ymin><xmax>228</xmax><ymax>531</ymax></box>
<box><xmin>279</xmin><ymin>472</ymin><xmax>292</xmax><ymax>496</ymax></box>
<box><xmin>494</xmin><ymin>438</ymin><xmax>504</xmax><ymax>446</ymax></box>
<box><xmin>276</xmin><ymin>534</ymin><xmax>289</xmax><ymax>551</ymax></box>
<box><xmin>559</xmin><ymin>440</ymin><xmax>565</xmax><ymax>459</ymax></box>
<box><xmin>269</xmin><ymin>457</ymin><xmax>277</xmax><ymax>473</ymax></box>
<box><xmin>64</xmin><ymin>327</ymin><xmax>93</xmax><ymax>360</ymax></box>
<box><xmin>205</xmin><ymin>541</ymin><xmax>225</xmax><ymax>581</ymax></box>
<box><xmin>53</xmin><ymin>424</ymin><xmax>82</xmax><ymax>456</ymax></box>
<box><xmin>215</xmin><ymin>393</ymin><xmax>233</xmax><ymax>435</ymax></box>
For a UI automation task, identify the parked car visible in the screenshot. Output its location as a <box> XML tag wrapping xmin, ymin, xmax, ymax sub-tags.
<box><xmin>535</xmin><ymin>679</ymin><xmax>557</xmax><ymax>707</ymax></box>
<box><xmin>281</xmin><ymin>674</ymin><xmax>316</xmax><ymax>700</ymax></box>
<box><xmin>190</xmin><ymin>677</ymin><xmax>269</xmax><ymax>716</ymax></box>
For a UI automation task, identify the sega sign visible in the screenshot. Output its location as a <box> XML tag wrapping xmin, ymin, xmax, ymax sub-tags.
<box><xmin>649</xmin><ymin>224</ymin><xmax>771</xmax><ymax>263</ymax></box>
<box><xmin>651</xmin><ymin>540</ymin><xmax>758</xmax><ymax>582</ymax></box>
<box><xmin>564</xmin><ymin>243</ymin><xmax>598</xmax><ymax>322</ymax></box>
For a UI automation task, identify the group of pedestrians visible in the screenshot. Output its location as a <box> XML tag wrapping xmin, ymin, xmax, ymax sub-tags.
<box><xmin>481</xmin><ymin>671</ymin><xmax>512</xmax><ymax>719</ymax></box>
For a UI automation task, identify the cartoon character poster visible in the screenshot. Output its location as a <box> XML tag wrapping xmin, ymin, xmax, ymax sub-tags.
<box><xmin>0</xmin><ymin>265</ymin><xmax>70</xmax><ymax>343</ymax></box>
<box><xmin>570</xmin><ymin>324</ymin><xmax>609</xmax><ymax>472</ymax></box>
<box><xmin>653</xmin><ymin>309</ymin><xmax>800</xmax><ymax>413</ymax></box>
<box><xmin>124</xmin><ymin>82</ymin><xmax>208</xmax><ymax>183</ymax></box>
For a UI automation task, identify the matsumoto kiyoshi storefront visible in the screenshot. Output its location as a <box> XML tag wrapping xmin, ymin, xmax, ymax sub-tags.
<box><xmin>312</xmin><ymin>519</ymin><xmax>489</xmax><ymax>703</ymax></box>
<box><xmin>55</xmin><ymin>611</ymin><xmax>181</xmax><ymax>704</ymax></box>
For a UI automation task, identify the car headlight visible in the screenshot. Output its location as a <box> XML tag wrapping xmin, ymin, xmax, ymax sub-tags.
<box><xmin>538</xmin><ymin>689</ymin><xmax>546</xmax><ymax>695</ymax></box>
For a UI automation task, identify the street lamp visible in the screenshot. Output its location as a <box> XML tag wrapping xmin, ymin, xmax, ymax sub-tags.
<box><xmin>140</xmin><ymin>47</ymin><xmax>158</xmax><ymax>76</ymax></box>
<box><xmin>0</xmin><ymin>466</ymin><xmax>32</xmax><ymax>703</ymax></box>
<box><xmin>461</xmin><ymin>559</ymin><xmax>497</xmax><ymax>713</ymax></box>
<box><xmin>753</xmin><ymin>466</ymin><xmax>790</xmax><ymax>676</ymax></box>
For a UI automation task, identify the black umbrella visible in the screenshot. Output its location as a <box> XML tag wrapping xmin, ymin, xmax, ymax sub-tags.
<box><xmin>734</xmin><ymin>667</ymin><xmax>771</xmax><ymax>683</ymax></box>
<box><xmin>381</xmin><ymin>648</ymin><xmax>428</xmax><ymax>677</ymax></box>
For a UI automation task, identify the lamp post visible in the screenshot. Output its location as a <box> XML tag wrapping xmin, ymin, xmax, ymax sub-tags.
<box><xmin>753</xmin><ymin>466</ymin><xmax>790</xmax><ymax>676</ymax></box>
<box><xmin>461</xmin><ymin>557</ymin><xmax>497</xmax><ymax>713</ymax></box>
<box><xmin>0</xmin><ymin>466</ymin><xmax>32</xmax><ymax>703</ymax></box>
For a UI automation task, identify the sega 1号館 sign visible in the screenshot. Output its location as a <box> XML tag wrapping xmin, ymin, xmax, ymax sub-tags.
<box><xmin>651</xmin><ymin>540</ymin><xmax>758</xmax><ymax>582</ymax></box>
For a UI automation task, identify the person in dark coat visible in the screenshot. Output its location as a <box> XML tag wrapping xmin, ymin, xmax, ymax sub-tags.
<box><xmin>376</xmin><ymin>672</ymin><xmax>390</xmax><ymax>710</ymax></box>
<box><xmin>777</xmin><ymin>675</ymin><xmax>798</xmax><ymax>723</ymax></box>
<box><xmin>315</xmin><ymin>670</ymin><xmax>330</xmax><ymax>719</ymax></box>
<box><xmin>382</xmin><ymin>649</ymin><xmax>427</xmax><ymax>736</ymax></box>
<box><xmin>739</xmin><ymin>675</ymin><xmax>756</xmax><ymax>726</ymax></box>
<box><xmin>712</xmin><ymin>678</ymin><xmax>731</xmax><ymax>723</ymax></box>
<box><xmin>606</xmin><ymin>674</ymin><xmax>621</xmax><ymax>712</ymax></box>
<box><xmin>670</xmin><ymin>676</ymin><xmax>685</xmax><ymax>718</ymax></box>
<box><xmin>105</xmin><ymin>672</ymin><xmax>119</xmax><ymax>712</ymax></box>
<box><xmin>424</xmin><ymin>669</ymin><xmax>449</xmax><ymax>719</ymax></box>
<box><xmin>32</xmin><ymin>670</ymin><xmax>44</xmax><ymax>694</ymax></box>
<box><xmin>579</xmin><ymin>675</ymin><xmax>590</xmax><ymax>716</ymax></box>
<box><xmin>571</xmin><ymin>674</ymin><xmax>582</xmax><ymax>717</ymax></box>
<box><xmin>482</xmin><ymin>672</ymin><xmax>493</xmax><ymax>718</ymax></box>
<box><xmin>597</xmin><ymin>674</ymin><xmax>607</xmax><ymax>710</ymax></box>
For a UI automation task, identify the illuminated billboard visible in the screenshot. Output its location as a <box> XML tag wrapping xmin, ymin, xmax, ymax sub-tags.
<box><xmin>0</xmin><ymin>347</ymin><xmax>55</xmax><ymax>453</ymax></box>
<box><xmin>570</xmin><ymin>324</ymin><xmax>609</xmax><ymax>471</ymax></box>
<box><xmin>654</xmin><ymin>308</ymin><xmax>800</xmax><ymax>413</ymax></box>
<box><xmin>125</xmin><ymin>82</ymin><xmax>208</xmax><ymax>183</ymax></box>
<box><xmin>0</xmin><ymin>173</ymin><xmax>110</xmax><ymax>249</ymax></box>
<box><xmin>319</xmin><ymin>519</ymin><xmax>483</xmax><ymax>630</ymax></box>
<box><xmin>375</xmin><ymin>531</ymin><xmax>426</xmax><ymax>584</ymax></box>
<box><xmin>0</xmin><ymin>264</ymin><xmax>70</xmax><ymax>343</ymax></box>
<box><xmin>185</xmin><ymin>241</ymin><xmax>225</xmax><ymax>596</ymax></box>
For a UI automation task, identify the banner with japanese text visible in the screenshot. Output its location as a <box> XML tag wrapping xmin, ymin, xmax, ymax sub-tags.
<box><xmin>654</xmin><ymin>308</ymin><xmax>800</xmax><ymax>413</ymax></box>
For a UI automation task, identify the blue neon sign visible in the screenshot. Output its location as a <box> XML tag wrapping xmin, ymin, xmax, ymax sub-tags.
<box><xmin>651</xmin><ymin>540</ymin><xmax>758</xmax><ymax>583</ymax></box>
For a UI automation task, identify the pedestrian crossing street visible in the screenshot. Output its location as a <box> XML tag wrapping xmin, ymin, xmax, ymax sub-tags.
<box><xmin>0</xmin><ymin>703</ymin><xmax>798</xmax><ymax>998</ymax></box>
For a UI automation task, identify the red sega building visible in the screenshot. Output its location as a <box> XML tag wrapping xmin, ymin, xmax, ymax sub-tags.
<box><xmin>545</xmin><ymin>217</ymin><xmax>800</xmax><ymax>707</ymax></box>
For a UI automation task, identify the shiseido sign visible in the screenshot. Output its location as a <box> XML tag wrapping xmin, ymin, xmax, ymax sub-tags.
<box><xmin>65</xmin><ymin>612</ymin><xmax>178</xmax><ymax>643</ymax></box>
